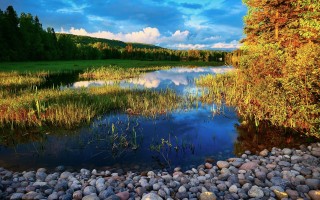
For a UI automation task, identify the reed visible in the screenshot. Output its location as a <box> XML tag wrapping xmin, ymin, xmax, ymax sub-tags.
<box><xmin>0</xmin><ymin>81</ymin><xmax>181</xmax><ymax>129</ymax></box>
<box><xmin>80</xmin><ymin>65</ymin><xmax>172</xmax><ymax>80</ymax></box>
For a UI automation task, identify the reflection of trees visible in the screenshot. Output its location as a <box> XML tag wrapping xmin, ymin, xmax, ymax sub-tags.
<box><xmin>0</xmin><ymin>129</ymin><xmax>47</xmax><ymax>147</ymax></box>
<box><xmin>233</xmin><ymin>120</ymin><xmax>319</xmax><ymax>156</ymax></box>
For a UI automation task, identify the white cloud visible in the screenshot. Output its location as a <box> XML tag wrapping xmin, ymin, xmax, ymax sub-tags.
<box><xmin>59</xmin><ymin>27</ymin><xmax>190</xmax><ymax>45</ymax></box>
<box><xmin>169</xmin><ymin>43</ymin><xmax>209</xmax><ymax>49</ymax></box>
<box><xmin>204</xmin><ymin>36</ymin><xmax>221</xmax><ymax>41</ymax></box>
<box><xmin>160</xmin><ymin>30</ymin><xmax>189</xmax><ymax>43</ymax></box>
<box><xmin>56</xmin><ymin>3</ymin><xmax>88</xmax><ymax>14</ymax></box>
<box><xmin>124</xmin><ymin>27</ymin><xmax>160</xmax><ymax>44</ymax></box>
<box><xmin>211</xmin><ymin>40</ymin><xmax>241</xmax><ymax>49</ymax></box>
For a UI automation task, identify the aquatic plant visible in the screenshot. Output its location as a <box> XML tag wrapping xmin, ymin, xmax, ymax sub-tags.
<box><xmin>79</xmin><ymin>65</ymin><xmax>172</xmax><ymax>80</ymax></box>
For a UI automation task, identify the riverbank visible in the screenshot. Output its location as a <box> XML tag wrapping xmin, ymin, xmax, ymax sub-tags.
<box><xmin>0</xmin><ymin>60</ymin><xmax>223</xmax><ymax>73</ymax></box>
<box><xmin>0</xmin><ymin>143</ymin><xmax>319</xmax><ymax>200</ymax></box>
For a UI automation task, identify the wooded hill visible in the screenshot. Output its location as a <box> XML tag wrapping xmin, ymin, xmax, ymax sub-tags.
<box><xmin>0</xmin><ymin>5</ymin><xmax>227</xmax><ymax>62</ymax></box>
<box><xmin>57</xmin><ymin>33</ymin><xmax>162</xmax><ymax>49</ymax></box>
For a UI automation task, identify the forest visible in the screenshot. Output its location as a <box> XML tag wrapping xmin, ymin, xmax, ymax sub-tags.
<box><xmin>0</xmin><ymin>6</ymin><xmax>227</xmax><ymax>62</ymax></box>
<box><xmin>205</xmin><ymin>0</ymin><xmax>320</xmax><ymax>138</ymax></box>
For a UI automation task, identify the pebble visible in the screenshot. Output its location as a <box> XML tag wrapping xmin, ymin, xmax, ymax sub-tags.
<box><xmin>282</xmin><ymin>148</ymin><xmax>292</xmax><ymax>155</ymax></box>
<box><xmin>273</xmin><ymin>189</ymin><xmax>288</xmax><ymax>199</ymax></box>
<box><xmin>141</xmin><ymin>193</ymin><xmax>162</xmax><ymax>200</ymax></box>
<box><xmin>82</xmin><ymin>194</ymin><xmax>100</xmax><ymax>200</ymax></box>
<box><xmin>306</xmin><ymin>179</ymin><xmax>320</xmax><ymax>190</ymax></box>
<box><xmin>216</xmin><ymin>161</ymin><xmax>229</xmax><ymax>169</ymax></box>
<box><xmin>178</xmin><ymin>185</ymin><xmax>186</xmax><ymax>193</ymax></box>
<box><xmin>199</xmin><ymin>191</ymin><xmax>217</xmax><ymax>200</ymax></box>
<box><xmin>115</xmin><ymin>191</ymin><xmax>129</xmax><ymax>200</ymax></box>
<box><xmin>229</xmin><ymin>185</ymin><xmax>238</xmax><ymax>193</ymax></box>
<box><xmin>239</xmin><ymin>161</ymin><xmax>258</xmax><ymax>171</ymax></box>
<box><xmin>10</xmin><ymin>193</ymin><xmax>24</xmax><ymax>200</ymax></box>
<box><xmin>259</xmin><ymin>149</ymin><xmax>269</xmax><ymax>157</ymax></box>
<box><xmin>0</xmin><ymin>143</ymin><xmax>318</xmax><ymax>200</ymax></box>
<box><xmin>248</xmin><ymin>185</ymin><xmax>264</xmax><ymax>198</ymax></box>
<box><xmin>308</xmin><ymin>190</ymin><xmax>320</xmax><ymax>200</ymax></box>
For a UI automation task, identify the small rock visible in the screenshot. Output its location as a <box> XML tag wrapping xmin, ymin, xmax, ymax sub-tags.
<box><xmin>175</xmin><ymin>192</ymin><xmax>188</xmax><ymax>199</ymax></box>
<box><xmin>286</xmin><ymin>189</ymin><xmax>298</xmax><ymax>200</ymax></box>
<box><xmin>99</xmin><ymin>187</ymin><xmax>115</xmax><ymax>199</ymax></box>
<box><xmin>300</xmin><ymin>168</ymin><xmax>312</xmax><ymax>176</ymax></box>
<box><xmin>135</xmin><ymin>187</ymin><xmax>146</xmax><ymax>197</ymax></box>
<box><xmin>23</xmin><ymin>172</ymin><xmax>35</xmax><ymax>180</ymax></box>
<box><xmin>153</xmin><ymin>183</ymin><xmax>160</xmax><ymax>191</ymax></box>
<box><xmin>10</xmin><ymin>193</ymin><xmax>24</xmax><ymax>200</ymax></box>
<box><xmin>73</xmin><ymin>191</ymin><xmax>82</xmax><ymax>200</ymax></box>
<box><xmin>296</xmin><ymin>185</ymin><xmax>309</xmax><ymax>193</ymax></box>
<box><xmin>217</xmin><ymin>183</ymin><xmax>227</xmax><ymax>191</ymax></box>
<box><xmin>80</xmin><ymin>169</ymin><xmax>91</xmax><ymax>176</ymax></box>
<box><xmin>308</xmin><ymin>190</ymin><xmax>320</xmax><ymax>200</ymax></box>
<box><xmin>239</xmin><ymin>162</ymin><xmax>258</xmax><ymax>171</ymax></box>
<box><xmin>48</xmin><ymin>192</ymin><xmax>58</xmax><ymax>200</ymax></box>
<box><xmin>273</xmin><ymin>190</ymin><xmax>288</xmax><ymax>199</ymax></box>
<box><xmin>21</xmin><ymin>191</ymin><xmax>38</xmax><ymax>200</ymax></box>
<box><xmin>199</xmin><ymin>192</ymin><xmax>217</xmax><ymax>200</ymax></box>
<box><xmin>216</xmin><ymin>161</ymin><xmax>229</xmax><ymax>169</ymax></box>
<box><xmin>306</xmin><ymin>179</ymin><xmax>320</xmax><ymax>190</ymax></box>
<box><xmin>248</xmin><ymin>186</ymin><xmax>264</xmax><ymax>198</ymax></box>
<box><xmin>174</xmin><ymin>167</ymin><xmax>181</xmax><ymax>172</ymax></box>
<box><xmin>60</xmin><ymin>172</ymin><xmax>72</xmax><ymax>179</ymax></box>
<box><xmin>229</xmin><ymin>185</ymin><xmax>238</xmax><ymax>193</ymax></box>
<box><xmin>259</xmin><ymin>149</ymin><xmax>269</xmax><ymax>157</ymax></box>
<box><xmin>141</xmin><ymin>193</ymin><xmax>162</xmax><ymax>200</ymax></box>
<box><xmin>178</xmin><ymin>186</ymin><xmax>186</xmax><ymax>193</ymax></box>
<box><xmin>205</xmin><ymin>163</ymin><xmax>213</xmax><ymax>169</ymax></box>
<box><xmin>147</xmin><ymin>171</ymin><xmax>155</xmax><ymax>178</ymax></box>
<box><xmin>36</xmin><ymin>171</ymin><xmax>47</xmax><ymax>181</ymax></box>
<box><xmin>282</xmin><ymin>148</ymin><xmax>292</xmax><ymax>155</ymax></box>
<box><xmin>115</xmin><ymin>191</ymin><xmax>129</xmax><ymax>200</ymax></box>
<box><xmin>83</xmin><ymin>186</ymin><xmax>97</xmax><ymax>196</ymax></box>
<box><xmin>82</xmin><ymin>194</ymin><xmax>100</xmax><ymax>200</ymax></box>
<box><xmin>105</xmin><ymin>195</ymin><xmax>121</xmax><ymax>200</ymax></box>
<box><xmin>278</xmin><ymin>161</ymin><xmax>291</xmax><ymax>167</ymax></box>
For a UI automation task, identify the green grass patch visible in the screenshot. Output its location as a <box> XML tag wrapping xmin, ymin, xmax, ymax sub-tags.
<box><xmin>0</xmin><ymin>59</ymin><xmax>223</xmax><ymax>73</ymax></box>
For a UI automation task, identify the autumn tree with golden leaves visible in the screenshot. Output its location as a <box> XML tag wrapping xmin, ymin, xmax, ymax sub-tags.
<box><xmin>237</xmin><ymin>0</ymin><xmax>320</xmax><ymax>136</ymax></box>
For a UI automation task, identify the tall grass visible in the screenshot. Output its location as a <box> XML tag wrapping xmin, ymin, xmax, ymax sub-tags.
<box><xmin>80</xmin><ymin>65</ymin><xmax>172</xmax><ymax>80</ymax></box>
<box><xmin>0</xmin><ymin>81</ymin><xmax>181</xmax><ymax>129</ymax></box>
<box><xmin>0</xmin><ymin>59</ymin><xmax>223</xmax><ymax>73</ymax></box>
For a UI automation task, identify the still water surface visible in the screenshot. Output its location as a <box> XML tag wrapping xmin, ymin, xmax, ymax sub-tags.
<box><xmin>0</xmin><ymin>66</ymin><xmax>239</xmax><ymax>171</ymax></box>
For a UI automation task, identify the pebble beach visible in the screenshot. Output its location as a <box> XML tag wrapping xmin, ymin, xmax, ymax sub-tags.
<box><xmin>1</xmin><ymin>143</ymin><xmax>319</xmax><ymax>200</ymax></box>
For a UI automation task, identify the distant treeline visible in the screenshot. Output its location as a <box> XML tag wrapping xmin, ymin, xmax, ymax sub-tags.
<box><xmin>0</xmin><ymin>5</ymin><xmax>227</xmax><ymax>62</ymax></box>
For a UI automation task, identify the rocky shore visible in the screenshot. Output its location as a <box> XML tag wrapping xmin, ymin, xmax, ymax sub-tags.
<box><xmin>0</xmin><ymin>143</ymin><xmax>319</xmax><ymax>200</ymax></box>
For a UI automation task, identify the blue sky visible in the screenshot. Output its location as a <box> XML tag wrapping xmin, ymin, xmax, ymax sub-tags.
<box><xmin>0</xmin><ymin>0</ymin><xmax>247</xmax><ymax>49</ymax></box>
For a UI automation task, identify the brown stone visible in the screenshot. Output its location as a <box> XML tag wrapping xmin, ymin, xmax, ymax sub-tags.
<box><xmin>239</xmin><ymin>162</ymin><xmax>258</xmax><ymax>171</ymax></box>
<box><xmin>116</xmin><ymin>191</ymin><xmax>129</xmax><ymax>200</ymax></box>
<box><xmin>199</xmin><ymin>192</ymin><xmax>217</xmax><ymax>200</ymax></box>
<box><xmin>308</xmin><ymin>190</ymin><xmax>320</xmax><ymax>200</ymax></box>
<box><xmin>286</xmin><ymin>189</ymin><xmax>299</xmax><ymax>200</ymax></box>
<box><xmin>205</xmin><ymin>162</ymin><xmax>213</xmax><ymax>169</ymax></box>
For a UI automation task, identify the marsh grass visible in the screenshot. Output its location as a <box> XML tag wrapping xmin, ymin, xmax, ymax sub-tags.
<box><xmin>0</xmin><ymin>59</ymin><xmax>223</xmax><ymax>73</ymax></box>
<box><xmin>196</xmin><ymin>71</ymin><xmax>239</xmax><ymax>107</ymax></box>
<box><xmin>0</xmin><ymin>71</ymin><xmax>47</xmax><ymax>89</ymax></box>
<box><xmin>0</xmin><ymin>80</ymin><xmax>181</xmax><ymax>129</ymax></box>
<box><xmin>80</xmin><ymin>65</ymin><xmax>172</xmax><ymax>80</ymax></box>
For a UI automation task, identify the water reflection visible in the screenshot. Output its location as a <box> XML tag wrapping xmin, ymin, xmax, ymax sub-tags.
<box><xmin>0</xmin><ymin>66</ymin><xmax>239</xmax><ymax>171</ymax></box>
<box><xmin>68</xmin><ymin>66</ymin><xmax>233</xmax><ymax>91</ymax></box>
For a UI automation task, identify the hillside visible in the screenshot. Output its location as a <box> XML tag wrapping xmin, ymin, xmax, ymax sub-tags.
<box><xmin>56</xmin><ymin>33</ymin><xmax>163</xmax><ymax>49</ymax></box>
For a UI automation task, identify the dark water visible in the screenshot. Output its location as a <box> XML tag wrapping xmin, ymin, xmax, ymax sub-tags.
<box><xmin>0</xmin><ymin>66</ymin><xmax>239</xmax><ymax>172</ymax></box>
